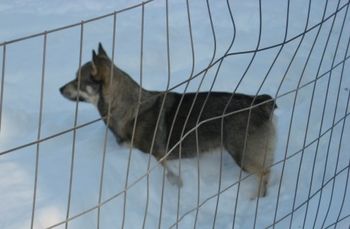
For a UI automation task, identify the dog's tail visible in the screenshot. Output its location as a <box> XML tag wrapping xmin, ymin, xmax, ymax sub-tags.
<box><xmin>253</xmin><ymin>94</ymin><xmax>277</xmax><ymax>120</ymax></box>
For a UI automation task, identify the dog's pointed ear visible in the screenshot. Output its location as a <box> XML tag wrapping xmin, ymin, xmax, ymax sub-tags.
<box><xmin>92</xmin><ymin>50</ymin><xmax>98</xmax><ymax>63</ymax></box>
<box><xmin>91</xmin><ymin>50</ymin><xmax>100</xmax><ymax>80</ymax></box>
<box><xmin>98</xmin><ymin>43</ymin><xmax>108</xmax><ymax>57</ymax></box>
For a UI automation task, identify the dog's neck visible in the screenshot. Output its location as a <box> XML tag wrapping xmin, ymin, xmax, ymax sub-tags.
<box><xmin>96</xmin><ymin>65</ymin><xmax>152</xmax><ymax>129</ymax></box>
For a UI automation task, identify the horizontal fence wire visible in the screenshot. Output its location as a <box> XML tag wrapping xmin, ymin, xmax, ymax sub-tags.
<box><xmin>1</xmin><ymin>50</ymin><xmax>349</xmax><ymax>157</ymax></box>
<box><xmin>0</xmin><ymin>0</ymin><xmax>350</xmax><ymax>229</ymax></box>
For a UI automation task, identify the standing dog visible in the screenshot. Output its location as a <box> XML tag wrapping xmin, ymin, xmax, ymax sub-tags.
<box><xmin>60</xmin><ymin>43</ymin><xmax>276</xmax><ymax>197</ymax></box>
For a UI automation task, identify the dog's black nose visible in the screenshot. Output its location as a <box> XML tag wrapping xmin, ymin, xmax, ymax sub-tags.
<box><xmin>59</xmin><ymin>86</ymin><xmax>65</xmax><ymax>94</ymax></box>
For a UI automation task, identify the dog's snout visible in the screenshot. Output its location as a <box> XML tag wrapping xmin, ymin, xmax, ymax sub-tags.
<box><xmin>59</xmin><ymin>86</ymin><xmax>65</xmax><ymax>94</ymax></box>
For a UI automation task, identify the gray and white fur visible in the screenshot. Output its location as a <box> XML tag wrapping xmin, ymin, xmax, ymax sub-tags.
<box><xmin>60</xmin><ymin>43</ymin><xmax>276</xmax><ymax>197</ymax></box>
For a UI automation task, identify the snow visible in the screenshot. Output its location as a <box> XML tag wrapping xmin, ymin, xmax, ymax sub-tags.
<box><xmin>1</xmin><ymin>0</ymin><xmax>350</xmax><ymax>228</ymax></box>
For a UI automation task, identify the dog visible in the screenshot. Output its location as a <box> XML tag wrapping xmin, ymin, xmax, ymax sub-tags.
<box><xmin>60</xmin><ymin>43</ymin><xmax>276</xmax><ymax>197</ymax></box>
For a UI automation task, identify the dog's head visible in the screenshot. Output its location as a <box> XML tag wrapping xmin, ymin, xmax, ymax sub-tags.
<box><xmin>59</xmin><ymin>43</ymin><xmax>111</xmax><ymax>105</ymax></box>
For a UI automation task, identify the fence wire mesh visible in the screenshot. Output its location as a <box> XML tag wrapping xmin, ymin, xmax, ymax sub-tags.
<box><xmin>0</xmin><ymin>0</ymin><xmax>350</xmax><ymax>228</ymax></box>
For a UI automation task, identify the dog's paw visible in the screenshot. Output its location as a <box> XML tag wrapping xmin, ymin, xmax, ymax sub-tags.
<box><xmin>166</xmin><ymin>172</ymin><xmax>183</xmax><ymax>188</ymax></box>
<box><xmin>250</xmin><ymin>188</ymin><xmax>267</xmax><ymax>200</ymax></box>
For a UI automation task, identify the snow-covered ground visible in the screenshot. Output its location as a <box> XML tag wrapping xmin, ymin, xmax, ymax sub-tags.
<box><xmin>1</xmin><ymin>0</ymin><xmax>350</xmax><ymax>228</ymax></box>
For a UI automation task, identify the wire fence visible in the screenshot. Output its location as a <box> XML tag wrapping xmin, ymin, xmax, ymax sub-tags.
<box><xmin>0</xmin><ymin>0</ymin><xmax>350</xmax><ymax>228</ymax></box>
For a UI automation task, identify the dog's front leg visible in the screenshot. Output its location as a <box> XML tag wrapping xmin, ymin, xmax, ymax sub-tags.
<box><xmin>160</xmin><ymin>159</ymin><xmax>183</xmax><ymax>187</ymax></box>
<box><xmin>166</xmin><ymin>170</ymin><xmax>183</xmax><ymax>187</ymax></box>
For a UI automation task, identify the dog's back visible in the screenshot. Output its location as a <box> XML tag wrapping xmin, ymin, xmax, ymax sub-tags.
<box><xmin>161</xmin><ymin>92</ymin><xmax>275</xmax><ymax>158</ymax></box>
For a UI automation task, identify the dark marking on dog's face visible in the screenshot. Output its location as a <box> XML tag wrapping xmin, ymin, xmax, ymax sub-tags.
<box><xmin>60</xmin><ymin>43</ymin><xmax>112</xmax><ymax>105</ymax></box>
<box><xmin>59</xmin><ymin>62</ymin><xmax>101</xmax><ymax>105</ymax></box>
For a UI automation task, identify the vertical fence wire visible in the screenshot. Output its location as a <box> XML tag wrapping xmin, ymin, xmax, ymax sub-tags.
<box><xmin>96</xmin><ymin>12</ymin><xmax>118</xmax><ymax>229</ymax></box>
<box><xmin>207</xmin><ymin>1</ymin><xmax>235</xmax><ymax>227</ymax></box>
<box><xmin>303</xmin><ymin>1</ymin><xmax>343</xmax><ymax>227</ymax></box>
<box><xmin>154</xmin><ymin>0</ymin><xmax>176</xmax><ymax>229</ymax></box>
<box><xmin>287</xmin><ymin>0</ymin><xmax>331</xmax><ymax>227</ymax></box>
<box><xmin>333</xmin><ymin>47</ymin><xmax>350</xmax><ymax>229</ymax></box>
<box><xmin>65</xmin><ymin>22</ymin><xmax>84</xmax><ymax>229</ymax></box>
<box><xmin>192</xmin><ymin>0</ymin><xmax>221</xmax><ymax>227</ymax></box>
<box><xmin>174</xmin><ymin>0</ymin><xmax>197</xmax><ymax>227</ymax></box>
<box><xmin>334</xmin><ymin>156</ymin><xmax>350</xmax><ymax>228</ymax></box>
<box><xmin>0</xmin><ymin>45</ymin><xmax>6</xmax><ymax>132</ymax></box>
<box><xmin>288</xmin><ymin>1</ymin><xmax>349</xmax><ymax>228</ymax></box>
<box><xmin>319</xmin><ymin>4</ymin><xmax>350</xmax><ymax>228</ymax></box>
<box><xmin>321</xmin><ymin>55</ymin><xmax>350</xmax><ymax>225</ymax></box>
<box><xmin>251</xmin><ymin>0</ymin><xmax>290</xmax><ymax>227</ymax></box>
<box><xmin>271</xmin><ymin>0</ymin><xmax>313</xmax><ymax>226</ymax></box>
<box><xmin>156</xmin><ymin>2</ymin><xmax>182</xmax><ymax>223</ymax></box>
<box><xmin>121</xmin><ymin>5</ymin><xmax>145</xmax><ymax>228</ymax></box>
<box><xmin>312</xmin><ymin>2</ymin><xmax>349</xmax><ymax>227</ymax></box>
<box><xmin>230</xmin><ymin>1</ymin><xmax>263</xmax><ymax>228</ymax></box>
<box><xmin>141</xmin><ymin>1</ymin><xmax>172</xmax><ymax>227</ymax></box>
<box><xmin>30</xmin><ymin>32</ymin><xmax>47</xmax><ymax>229</ymax></box>
<box><xmin>301</xmin><ymin>3</ymin><xmax>340</xmax><ymax>229</ymax></box>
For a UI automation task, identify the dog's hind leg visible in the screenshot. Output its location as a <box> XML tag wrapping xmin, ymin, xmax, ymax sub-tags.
<box><xmin>243</xmin><ymin>124</ymin><xmax>275</xmax><ymax>198</ymax></box>
<box><xmin>227</xmin><ymin>145</ymin><xmax>271</xmax><ymax>198</ymax></box>
<box><xmin>243</xmin><ymin>162</ymin><xmax>271</xmax><ymax>198</ymax></box>
<box><xmin>225</xmin><ymin>123</ymin><xmax>275</xmax><ymax>198</ymax></box>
